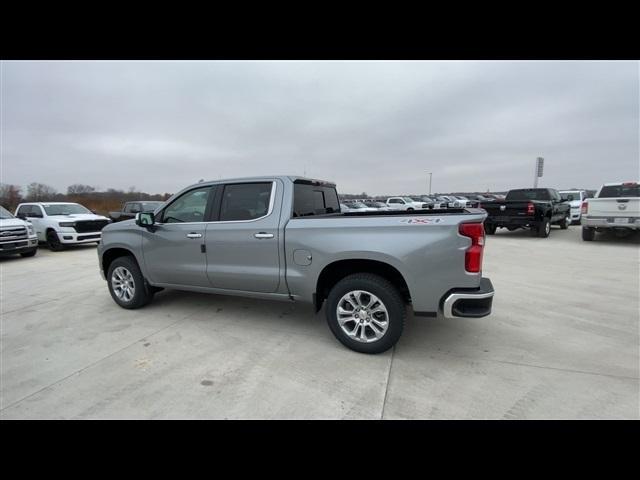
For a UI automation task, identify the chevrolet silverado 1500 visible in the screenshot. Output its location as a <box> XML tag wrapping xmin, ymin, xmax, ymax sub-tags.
<box><xmin>97</xmin><ymin>176</ymin><xmax>495</xmax><ymax>353</ymax></box>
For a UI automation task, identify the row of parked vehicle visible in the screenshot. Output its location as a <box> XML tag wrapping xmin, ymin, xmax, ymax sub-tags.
<box><xmin>339</xmin><ymin>193</ymin><xmax>510</xmax><ymax>213</ymax></box>
<box><xmin>0</xmin><ymin>201</ymin><xmax>162</xmax><ymax>258</ymax></box>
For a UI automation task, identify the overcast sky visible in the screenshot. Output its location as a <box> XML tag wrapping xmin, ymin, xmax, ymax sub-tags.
<box><xmin>1</xmin><ymin>60</ymin><xmax>638</xmax><ymax>195</ymax></box>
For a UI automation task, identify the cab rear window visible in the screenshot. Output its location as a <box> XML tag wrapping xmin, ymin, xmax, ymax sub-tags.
<box><xmin>293</xmin><ymin>184</ymin><xmax>340</xmax><ymax>217</ymax></box>
<box><xmin>598</xmin><ymin>184</ymin><xmax>640</xmax><ymax>198</ymax></box>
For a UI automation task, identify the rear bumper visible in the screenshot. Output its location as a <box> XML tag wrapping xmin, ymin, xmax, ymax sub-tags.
<box><xmin>581</xmin><ymin>216</ymin><xmax>640</xmax><ymax>230</ymax></box>
<box><xmin>485</xmin><ymin>216</ymin><xmax>537</xmax><ymax>228</ymax></box>
<box><xmin>441</xmin><ymin>278</ymin><xmax>495</xmax><ymax>319</ymax></box>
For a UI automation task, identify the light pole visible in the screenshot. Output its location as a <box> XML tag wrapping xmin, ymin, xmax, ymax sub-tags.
<box><xmin>427</xmin><ymin>172</ymin><xmax>432</xmax><ymax>195</ymax></box>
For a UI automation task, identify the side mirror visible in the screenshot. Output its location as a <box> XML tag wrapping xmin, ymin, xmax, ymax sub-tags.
<box><xmin>135</xmin><ymin>212</ymin><xmax>155</xmax><ymax>227</ymax></box>
<box><xmin>17</xmin><ymin>213</ymin><xmax>27</xmax><ymax>220</ymax></box>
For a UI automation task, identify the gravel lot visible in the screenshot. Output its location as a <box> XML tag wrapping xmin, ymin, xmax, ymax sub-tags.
<box><xmin>1</xmin><ymin>226</ymin><xmax>638</xmax><ymax>419</ymax></box>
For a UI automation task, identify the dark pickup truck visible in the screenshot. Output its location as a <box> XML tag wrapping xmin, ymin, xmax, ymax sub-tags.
<box><xmin>480</xmin><ymin>188</ymin><xmax>571</xmax><ymax>237</ymax></box>
<box><xmin>109</xmin><ymin>201</ymin><xmax>164</xmax><ymax>223</ymax></box>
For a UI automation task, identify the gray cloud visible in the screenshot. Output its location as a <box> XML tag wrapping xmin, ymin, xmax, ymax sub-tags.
<box><xmin>1</xmin><ymin>60</ymin><xmax>638</xmax><ymax>195</ymax></box>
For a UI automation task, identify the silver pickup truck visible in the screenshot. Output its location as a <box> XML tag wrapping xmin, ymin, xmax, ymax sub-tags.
<box><xmin>97</xmin><ymin>176</ymin><xmax>494</xmax><ymax>353</ymax></box>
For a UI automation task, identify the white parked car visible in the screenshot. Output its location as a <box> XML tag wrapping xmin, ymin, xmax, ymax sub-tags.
<box><xmin>341</xmin><ymin>201</ymin><xmax>378</xmax><ymax>213</ymax></box>
<box><xmin>0</xmin><ymin>206</ymin><xmax>39</xmax><ymax>257</ymax></box>
<box><xmin>581</xmin><ymin>182</ymin><xmax>639</xmax><ymax>241</ymax></box>
<box><xmin>386</xmin><ymin>197</ymin><xmax>428</xmax><ymax>211</ymax></box>
<box><xmin>559</xmin><ymin>190</ymin><xmax>588</xmax><ymax>224</ymax></box>
<box><xmin>439</xmin><ymin>196</ymin><xmax>464</xmax><ymax>208</ymax></box>
<box><xmin>15</xmin><ymin>202</ymin><xmax>111</xmax><ymax>251</ymax></box>
<box><xmin>363</xmin><ymin>201</ymin><xmax>392</xmax><ymax>211</ymax></box>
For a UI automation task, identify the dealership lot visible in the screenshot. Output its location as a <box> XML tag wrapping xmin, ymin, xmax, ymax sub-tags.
<box><xmin>0</xmin><ymin>227</ymin><xmax>638</xmax><ymax>419</ymax></box>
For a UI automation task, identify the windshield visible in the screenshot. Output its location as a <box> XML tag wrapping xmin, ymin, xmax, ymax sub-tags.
<box><xmin>402</xmin><ymin>197</ymin><xmax>414</xmax><ymax>203</ymax></box>
<box><xmin>141</xmin><ymin>202</ymin><xmax>163</xmax><ymax>211</ymax></box>
<box><xmin>351</xmin><ymin>202</ymin><xmax>368</xmax><ymax>209</ymax></box>
<box><xmin>0</xmin><ymin>206</ymin><xmax>14</xmax><ymax>219</ymax></box>
<box><xmin>42</xmin><ymin>203</ymin><xmax>91</xmax><ymax>215</ymax></box>
<box><xmin>598</xmin><ymin>184</ymin><xmax>640</xmax><ymax>198</ymax></box>
<box><xmin>506</xmin><ymin>189</ymin><xmax>551</xmax><ymax>201</ymax></box>
<box><xmin>559</xmin><ymin>191</ymin><xmax>580</xmax><ymax>201</ymax></box>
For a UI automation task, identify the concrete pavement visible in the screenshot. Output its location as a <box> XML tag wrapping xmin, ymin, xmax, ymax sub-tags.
<box><xmin>1</xmin><ymin>226</ymin><xmax>638</xmax><ymax>419</ymax></box>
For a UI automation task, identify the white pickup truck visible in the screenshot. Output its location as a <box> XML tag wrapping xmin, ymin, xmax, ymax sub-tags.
<box><xmin>0</xmin><ymin>206</ymin><xmax>39</xmax><ymax>257</ymax></box>
<box><xmin>581</xmin><ymin>182</ymin><xmax>640</xmax><ymax>241</ymax></box>
<box><xmin>385</xmin><ymin>197</ymin><xmax>429</xmax><ymax>211</ymax></box>
<box><xmin>15</xmin><ymin>202</ymin><xmax>111</xmax><ymax>251</ymax></box>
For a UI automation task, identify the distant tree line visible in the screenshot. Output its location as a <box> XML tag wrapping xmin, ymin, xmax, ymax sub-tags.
<box><xmin>0</xmin><ymin>183</ymin><xmax>173</xmax><ymax>216</ymax></box>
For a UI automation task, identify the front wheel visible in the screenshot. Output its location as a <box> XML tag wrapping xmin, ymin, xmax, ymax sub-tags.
<box><xmin>107</xmin><ymin>256</ymin><xmax>155</xmax><ymax>309</ymax></box>
<box><xmin>560</xmin><ymin>214</ymin><xmax>570</xmax><ymax>230</ymax></box>
<box><xmin>485</xmin><ymin>224</ymin><xmax>496</xmax><ymax>235</ymax></box>
<box><xmin>325</xmin><ymin>273</ymin><xmax>405</xmax><ymax>354</ymax></box>
<box><xmin>46</xmin><ymin>230</ymin><xmax>65</xmax><ymax>251</ymax></box>
<box><xmin>20</xmin><ymin>248</ymin><xmax>38</xmax><ymax>257</ymax></box>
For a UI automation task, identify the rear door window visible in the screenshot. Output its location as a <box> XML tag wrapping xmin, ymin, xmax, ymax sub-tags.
<box><xmin>220</xmin><ymin>183</ymin><xmax>273</xmax><ymax>221</ymax></box>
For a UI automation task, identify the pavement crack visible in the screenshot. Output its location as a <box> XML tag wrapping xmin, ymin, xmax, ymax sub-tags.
<box><xmin>380</xmin><ymin>345</ymin><xmax>395</xmax><ymax>420</ymax></box>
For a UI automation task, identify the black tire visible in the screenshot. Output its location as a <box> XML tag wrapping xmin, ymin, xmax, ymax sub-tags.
<box><xmin>20</xmin><ymin>248</ymin><xmax>37</xmax><ymax>258</ymax></box>
<box><xmin>325</xmin><ymin>273</ymin><xmax>405</xmax><ymax>354</ymax></box>
<box><xmin>407</xmin><ymin>207</ymin><xmax>414</xmax><ymax>211</ymax></box>
<box><xmin>485</xmin><ymin>224</ymin><xmax>496</xmax><ymax>235</ymax></box>
<box><xmin>559</xmin><ymin>214</ymin><xmax>570</xmax><ymax>230</ymax></box>
<box><xmin>538</xmin><ymin>218</ymin><xmax>551</xmax><ymax>238</ymax></box>
<box><xmin>107</xmin><ymin>256</ymin><xmax>154</xmax><ymax>309</ymax></box>
<box><xmin>46</xmin><ymin>230</ymin><xmax>65</xmax><ymax>251</ymax></box>
<box><xmin>582</xmin><ymin>227</ymin><xmax>595</xmax><ymax>241</ymax></box>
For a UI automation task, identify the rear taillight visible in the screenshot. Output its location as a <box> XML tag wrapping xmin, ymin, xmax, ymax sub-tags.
<box><xmin>526</xmin><ymin>202</ymin><xmax>535</xmax><ymax>215</ymax></box>
<box><xmin>581</xmin><ymin>201</ymin><xmax>588</xmax><ymax>214</ymax></box>
<box><xmin>459</xmin><ymin>222</ymin><xmax>485</xmax><ymax>273</ymax></box>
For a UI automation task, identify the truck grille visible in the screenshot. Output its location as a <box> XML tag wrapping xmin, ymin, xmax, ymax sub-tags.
<box><xmin>74</xmin><ymin>220</ymin><xmax>110</xmax><ymax>233</ymax></box>
<box><xmin>0</xmin><ymin>226</ymin><xmax>28</xmax><ymax>242</ymax></box>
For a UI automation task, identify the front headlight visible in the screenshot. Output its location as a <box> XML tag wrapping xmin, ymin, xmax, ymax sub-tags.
<box><xmin>59</xmin><ymin>222</ymin><xmax>76</xmax><ymax>227</ymax></box>
<box><xmin>27</xmin><ymin>225</ymin><xmax>34</xmax><ymax>235</ymax></box>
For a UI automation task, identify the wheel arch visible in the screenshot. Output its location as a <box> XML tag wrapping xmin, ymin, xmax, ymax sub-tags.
<box><xmin>314</xmin><ymin>258</ymin><xmax>410</xmax><ymax>312</ymax></box>
<box><xmin>102</xmin><ymin>247</ymin><xmax>142</xmax><ymax>276</ymax></box>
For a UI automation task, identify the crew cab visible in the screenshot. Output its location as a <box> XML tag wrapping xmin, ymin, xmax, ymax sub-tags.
<box><xmin>97</xmin><ymin>176</ymin><xmax>495</xmax><ymax>354</ymax></box>
<box><xmin>581</xmin><ymin>182</ymin><xmax>640</xmax><ymax>241</ymax></box>
<box><xmin>480</xmin><ymin>188</ymin><xmax>571</xmax><ymax>237</ymax></box>
<box><xmin>109</xmin><ymin>201</ymin><xmax>164</xmax><ymax>222</ymax></box>
<box><xmin>0</xmin><ymin>206</ymin><xmax>39</xmax><ymax>257</ymax></box>
<box><xmin>385</xmin><ymin>197</ymin><xmax>429</xmax><ymax>211</ymax></box>
<box><xmin>15</xmin><ymin>202</ymin><xmax>111</xmax><ymax>251</ymax></box>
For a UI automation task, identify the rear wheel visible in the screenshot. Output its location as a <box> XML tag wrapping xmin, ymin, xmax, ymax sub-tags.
<box><xmin>325</xmin><ymin>273</ymin><xmax>405</xmax><ymax>354</ymax></box>
<box><xmin>407</xmin><ymin>207</ymin><xmax>414</xmax><ymax>211</ymax></box>
<box><xmin>46</xmin><ymin>230</ymin><xmax>65</xmax><ymax>251</ymax></box>
<box><xmin>582</xmin><ymin>227</ymin><xmax>595</xmax><ymax>241</ymax></box>
<box><xmin>485</xmin><ymin>224</ymin><xmax>496</xmax><ymax>235</ymax></box>
<box><xmin>538</xmin><ymin>219</ymin><xmax>551</xmax><ymax>238</ymax></box>
<box><xmin>107</xmin><ymin>256</ymin><xmax>154</xmax><ymax>309</ymax></box>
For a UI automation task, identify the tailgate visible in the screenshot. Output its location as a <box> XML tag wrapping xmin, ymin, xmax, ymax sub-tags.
<box><xmin>588</xmin><ymin>198</ymin><xmax>640</xmax><ymax>217</ymax></box>
<box><xmin>483</xmin><ymin>202</ymin><xmax>530</xmax><ymax>217</ymax></box>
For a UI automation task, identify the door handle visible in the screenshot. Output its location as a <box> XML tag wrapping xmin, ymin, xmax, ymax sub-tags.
<box><xmin>254</xmin><ymin>232</ymin><xmax>274</xmax><ymax>239</ymax></box>
<box><xmin>186</xmin><ymin>233</ymin><xmax>202</xmax><ymax>239</ymax></box>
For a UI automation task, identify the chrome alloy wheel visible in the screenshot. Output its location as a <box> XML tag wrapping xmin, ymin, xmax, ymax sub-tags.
<box><xmin>336</xmin><ymin>290</ymin><xmax>389</xmax><ymax>343</ymax></box>
<box><xmin>545</xmin><ymin>221</ymin><xmax>551</xmax><ymax>235</ymax></box>
<box><xmin>111</xmin><ymin>266</ymin><xmax>136</xmax><ymax>302</ymax></box>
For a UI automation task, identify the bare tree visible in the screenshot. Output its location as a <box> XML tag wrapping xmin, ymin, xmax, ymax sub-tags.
<box><xmin>0</xmin><ymin>183</ymin><xmax>23</xmax><ymax>210</ymax></box>
<box><xmin>67</xmin><ymin>184</ymin><xmax>96</xmax><ymax>195</ymax></box>
<box><xmin>26</xmin><ymin>182</ymin><xmax>57</xmax><ymax>201</ymax></box>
